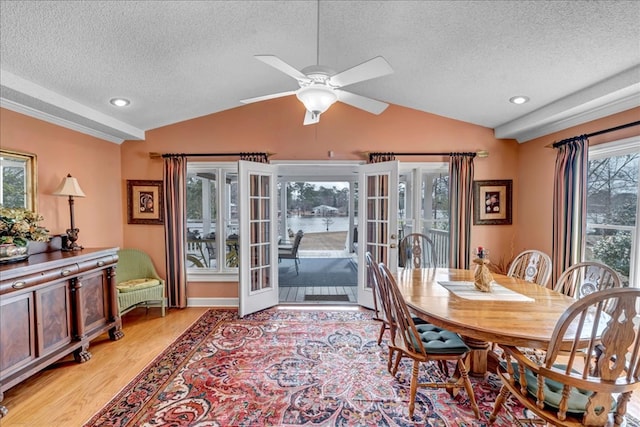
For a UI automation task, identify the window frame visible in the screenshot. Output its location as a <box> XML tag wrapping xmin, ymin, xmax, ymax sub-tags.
<box><xmin>586</xmin><ymin>136</ymin><xmax>640</xmax><ymax>287</ymax></box>
<box><xmin>186</xmin><ymin>162</ymin><xmax>239</xmax><ymax>282</ymax></box>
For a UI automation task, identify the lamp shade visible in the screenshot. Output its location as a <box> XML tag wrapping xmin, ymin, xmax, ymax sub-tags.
<box><xmin>296</xmin><ymin>84</ymin><xmax>338</xmax><ymax>115</ymax></box>
<box><xmin>53</xmin><ymin>174</ymin><xmax>86</xmax><ymax>197</ymax></box>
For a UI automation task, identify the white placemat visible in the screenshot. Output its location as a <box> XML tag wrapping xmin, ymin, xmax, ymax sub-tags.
<box><xmin>438</xmin><ymin>281</ymin><xmax>535</xmax><ymax>302</ymax></box>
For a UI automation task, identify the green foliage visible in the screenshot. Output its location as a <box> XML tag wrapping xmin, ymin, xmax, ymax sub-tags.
<box><xmin>0</xmin><ymin>207</ymin><xmax>50</xmax><ymax>245</ymax></box>
<box><xmin>592</xmin><ymin>233</ymin><xmax>631</xmax><ymax>278</ymax></box>
<box><xmin>2</xmin><ymin>167</ymin><xmax>26</xmax><ymax>208</ymax></box>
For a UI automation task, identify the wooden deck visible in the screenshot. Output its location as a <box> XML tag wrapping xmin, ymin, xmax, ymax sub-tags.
<box><xmin>279</xmin><ymin>285</ymin><xmax>358</xmax><ymax>303</ymax></box>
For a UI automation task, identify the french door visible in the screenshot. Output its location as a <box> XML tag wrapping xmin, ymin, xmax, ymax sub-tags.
<box><xmin>357</xmin><ymin>161</ymin><xmax>399</xmax><ymax>309</ymax></box>
<box><xmin>238</xmin><ymin>160</ymin><xmax>398</xmax><ymax>315</ymax></box>
<box><xmin>238</xmin><ymin>160</ymin><xmax>279</xmax><ymax>317</ymax></box>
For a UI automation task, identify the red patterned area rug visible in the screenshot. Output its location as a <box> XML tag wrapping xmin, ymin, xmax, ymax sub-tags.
<box><xmin>83</xmin><ymin>309</ymin><xmax>627</xmax><ymax>427</ymax></box>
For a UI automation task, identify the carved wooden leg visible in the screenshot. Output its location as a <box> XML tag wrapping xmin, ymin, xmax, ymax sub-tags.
<box><xmin>0</xmin><ymin>391</ymin><xmax>7</xmax><ymax>419</ymax></box>
<box><xmin>391</xmin><ymin>350</ymin><xmax>403</xmax><ymax>375</ymax></box>
<box><xmin>377</xmin><ymin>323</ymin><xmax>385</xmax><ymax>345</ymax></box>
<box><xmin>408</xmin><ymin>360</ymin><xmax>419</xmax><ymax>419</ymax></box>
<box><xmin>387</xmin><ymin>348</ymin><xmax>395</xmax><ymax>373</ymax></box>
<box><xmin>614</xmin><ymin>392</ymin><xmax>631</xmax><ymax>426</ymax></box>
<box><xmin>73</xmin><ymin>344</ymin><xmax>92</xmax><ymax>363</ymax></box>
<box><xmin>109</xmin><ymin>325</ymin><xmax>124</xmax><ymax>341</ymax></box>
<box><xmin>457</xmin><ymin>359</ymin><xmax>481</xmax><ymax>419</ymax></box>
<box><xmin>462</xmin><ymin>336</ymin><xmax>491</xmax><ymax>377</ymax></box>
<box><xmin>489</xmin><ymin>385</ymin><xmax>510</xmax><ymax>423</ymax></box>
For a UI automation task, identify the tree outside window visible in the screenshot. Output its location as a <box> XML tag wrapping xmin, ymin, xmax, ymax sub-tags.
<box><xmin>586</xmin><ymin>141</ymin><xmax>639</xmax><ymax>286</ymax></box>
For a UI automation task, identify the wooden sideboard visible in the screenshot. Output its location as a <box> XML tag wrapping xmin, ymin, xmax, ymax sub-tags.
<box><xmin>0</xmin><ymin>248</ymin><xmax>122</xmax><ymax>418</ymax></box>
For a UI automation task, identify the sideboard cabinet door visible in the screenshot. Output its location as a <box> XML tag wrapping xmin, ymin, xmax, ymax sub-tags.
<box><xmin>36</xmin><ymin>280</ymin><xmax>73</xmax><ymax>357</ymax></box>
<box><xmin>0</xmin><ymin>293</ymin><xmax>35</xmax><ymax>380</ymax></box>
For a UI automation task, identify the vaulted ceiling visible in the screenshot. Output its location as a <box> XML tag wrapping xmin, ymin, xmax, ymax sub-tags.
<box><xmin>1</xmin><ymin>1</ymin><xmax>639</xmax><ymax>144</ymax></box>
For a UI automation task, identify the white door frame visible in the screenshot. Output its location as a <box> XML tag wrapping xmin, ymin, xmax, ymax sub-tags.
<box><xmin>238</xmin><ymin>160</ymin><xmax>279</xmax><ymax>317</ymax></box>
<box><xmin>357</xmin><ymin>161</ymin><xmax>399</xmax><ymax>309</ymax></box>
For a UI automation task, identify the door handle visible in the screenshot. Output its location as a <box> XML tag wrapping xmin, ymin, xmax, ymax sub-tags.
<box><xmin>390</xmin><ymin>234</ymin><xmax>397</xmax><ymax>240</ymax></box>
<box><xmin>390</xmin><ymin>244</ymin><xmax>397</xmax><ymax>248</ymax></box>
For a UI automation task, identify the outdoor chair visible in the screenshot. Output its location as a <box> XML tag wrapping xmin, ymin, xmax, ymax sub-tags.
<box><xmin>378</xmin><ymin>262</ymin><xmax>480</xmax><ymax>420</ymax></box>
<box><xmin>115</xmin><ymin>248</ymin><xmax>165</xmax><ymax>317</ymax></box>
<box><xmin>398</xmin><ymin>233</ymin><xmax>437</xmax><ymax>269</ymax></box>
<box><xmin>278</xmin><ymin>230</ymin><xmax>303</xmax><ymax>274</ymax></box>
<box><xmin>489</xmin><ymin>287</ymin><xmax>640</xmax><ymax>426</ymax></box>
<box><xmin>507</xmin><ymin>249</ymin><xmax>552</xmax><ymax>287</ymax></box>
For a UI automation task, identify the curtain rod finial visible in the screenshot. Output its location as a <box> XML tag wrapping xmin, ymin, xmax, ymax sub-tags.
<box><xmin>476</xmin><ymin>150</ymin><xmax>489</xmax><ymax>158</ymax></box>
<box><xmin>149</xmin><ymin>152</ymin><xmax>162</xmax><ymax>159</ymax></box>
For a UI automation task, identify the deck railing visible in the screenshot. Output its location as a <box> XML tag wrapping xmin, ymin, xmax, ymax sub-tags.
<box><xmin>426</xmin><ymin>228</ymin><xmax>449</xmax><ymax>267</ymax></box>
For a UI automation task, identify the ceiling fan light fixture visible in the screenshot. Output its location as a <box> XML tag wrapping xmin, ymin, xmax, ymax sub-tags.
<box><xmin>296</xmin><ymin>84</ymin><xmax>337</xmax><ymax>116</ymax></box>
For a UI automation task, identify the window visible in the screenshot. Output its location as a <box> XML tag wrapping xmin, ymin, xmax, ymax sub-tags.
<box><xmin>586</xmin><ymin>137</ymin><xmax>639</xmax><ymax>287</ymax></box>
<box><xmin>186</xmin><ymin>163</ymin><xmax>238</xmax><ymax>278</ymax></box>
<box><xmin>399</xmin><ymin>163</ymin><xmax>450</xmax><ymax>267</ymax></box>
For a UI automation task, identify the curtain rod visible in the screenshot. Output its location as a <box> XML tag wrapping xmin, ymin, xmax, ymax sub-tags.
<box><xmin>366</xmin><ymin>150</ymin><xmax>488</xmax><ymax>160</ymax></box>
<box><xmin>549</xmin><ymin>120</ymin><xmax>640</xmax><ymax>148</ymax></box>
<box><xmin>149</xmin><ymin>152</ymin><xmax>272</xmax><ymax>159</ymax></box>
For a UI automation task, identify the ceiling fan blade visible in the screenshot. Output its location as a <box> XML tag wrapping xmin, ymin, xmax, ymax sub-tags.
<box><xmin>303</xmin><ymin>110</ymin><xmax>320</xmax><ymax>125</ymax></box>
<box><xmin>255</xmin><ymin>55</ymin><xmax>311</xmax><ymax>82</ymax></box>
<box><xmin>239</xmin><ymin>90</ymin><xmax>296</xmax><ymax>104</ymax></box>
<box><xmin>336</xmin><ymin>89</ymin><xmax>389</xmax><ymax>115</ymax></box>
<box><xmin>329</xmin><ymin>56</ymin><xmax>393</xmax><ymax>88</ymax></box>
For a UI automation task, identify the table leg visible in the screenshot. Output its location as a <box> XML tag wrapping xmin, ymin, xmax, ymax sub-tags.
<box><xmin>462</xmin><ymin>337</ymin><xmax>491</xmax><ymax>377</ymax></box>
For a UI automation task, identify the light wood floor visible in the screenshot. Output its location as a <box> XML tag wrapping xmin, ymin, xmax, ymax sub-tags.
<box><xmin>1</xmin><ymin>307</ymin><xmax>208</xmax><ymax>427</ymax></box>
<box><xmin>2</xmin><ymin>306</ymin><xmax>639</xmax><ymax>426</ymax></box>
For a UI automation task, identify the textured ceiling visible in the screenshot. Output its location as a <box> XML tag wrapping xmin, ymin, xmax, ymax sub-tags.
<box><xmin>1</xmin><ymin>0</ymin><xmax>639</xmax><ymax>144</ymax></box>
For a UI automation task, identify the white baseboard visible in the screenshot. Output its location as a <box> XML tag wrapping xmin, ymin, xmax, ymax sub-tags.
<box><xmin>187</xmin><ymin>297</ymin><xmax>239</xmax><ymax>307</ymax></box>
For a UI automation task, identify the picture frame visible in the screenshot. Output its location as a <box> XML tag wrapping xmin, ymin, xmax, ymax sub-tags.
<box><xmin>127</xmin><ymin>180</ymin><xmax>164</xmax><ymax>225</ymax></box>
<box><xmin>473</xmin><ymin>179</ymin><xmax>512</xmax><ymax>225</ymax></box>
<box><xmin>0</xmin><ymin>149</ymin><xmax>37</xmax><ymax>212</ymax></box>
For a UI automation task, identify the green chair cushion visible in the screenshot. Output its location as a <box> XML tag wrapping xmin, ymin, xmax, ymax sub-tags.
<box><xmin>117</xmin><ymin>278</ymin><xmax>161</xmax><ymax>293</ymax></box>
<box><xmin>504</xmin><ymin>361</ymin><xmax>616</xmax><ymax>415</ymax></box>
<box><xmin>408</xmin><ymin>323</ymin><xmax>470</xmax><ymax>355</ymax></box>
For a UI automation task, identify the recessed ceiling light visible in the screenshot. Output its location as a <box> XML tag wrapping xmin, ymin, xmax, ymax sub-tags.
<box><xmin>509</xmin><ymin>96</ymin><xmax>530</xmax><ymax>105</ymax></box>
<box><xmin>109</xmin><ymin>98</ymin><xmax>130</xmax><ymax>107</ymax></box>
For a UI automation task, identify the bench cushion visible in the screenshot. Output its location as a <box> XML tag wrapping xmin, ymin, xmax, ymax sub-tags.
<box><xmin>117</xmin><ymin>278</ymin><xmax>161</xmax><ymax>293</ymax></box>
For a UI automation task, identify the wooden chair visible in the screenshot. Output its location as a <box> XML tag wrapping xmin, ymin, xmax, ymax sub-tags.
<box><xmin>398</xmin><ymin>233</ymin><xmax>437</xmax><ymax>269</ymax></box>
<box><xmin>278</xmin><ymin>230</ymin><xmax>303</xmax><ymax>274</ymax></box>
<box><xmin>378</xmin><ymin>263</ymin><xmax>480</xmax><ymax>419</ymax></box>
<box><xmin>554</xmin><ymin>261</ymin><xmax>621</xmax><ymax>300</ymax></box>
<box><xmin>507</xmin><ymin>249</ymin><xmax>552</xmax><ymax>287</ymax></box>
<box><xmin>115</xmin><ymin>248</ymin><xmax>165</xmax><ymax>317</ymax></box>
<box><xmin>366</xmin><ymin>251</ymin><xmax>429</xmax><ymax>349</ymax></box>
<box><xmin>489</xmin><ymin>287</ymin><xmax>640</xmax><ymax>426</ymax></box>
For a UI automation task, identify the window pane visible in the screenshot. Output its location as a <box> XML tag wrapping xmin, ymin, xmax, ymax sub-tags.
<box><xmin>186</xmin><ymin>171</ymin><xmax>218</xmax><ymax>269</ymax></box>
<box><xmin>587</xmin><ymin>154</ymin><xmax>638</xmax><ymax>226</ymax></box>
<box><xmin>586</xmin><ymin>151</ymin><xmax>638</xmax><ymax>285</ymax></box>
<box><xmin>225</xmin><ymin>172</ymin><xmax>239</xmax><ymax>268</ymax></box>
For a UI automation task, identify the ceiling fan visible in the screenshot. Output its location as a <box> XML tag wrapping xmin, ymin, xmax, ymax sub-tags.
<box><xmin>240</xmin><ymin>55</ymin><xmax>393</xmax><ymax>125</ymax></box>
<box><xmin>239</xmin><ymin>1</ymin><xmax>393</xmax><ymax>125</ymax></box>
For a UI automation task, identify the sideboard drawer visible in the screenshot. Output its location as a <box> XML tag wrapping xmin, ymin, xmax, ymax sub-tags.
<box><xmin>76</xmin><ymin>254</ymin><xmax>117</xmax><ymax>274</ymax></box>
<box><xmin>0</xmin><ymin>264</ymin><xmax>80</xmax><ymax>295</ymax></box>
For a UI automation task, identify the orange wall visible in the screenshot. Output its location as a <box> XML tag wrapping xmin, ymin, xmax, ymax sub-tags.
<box><xmin>0</xmin><ymin>108</ymin><xmax>123</xmax><ymax>249</ymax></box>
<box><xmin>4</xmin><ymin>101</ymin><xmax>638</xmax><ymax>302</ymax></box>
<box><xmin>515</xmin><ymin>107</ymin><xmax>640</xmax><ymax>257</ymax></box>
<box><xmin>121</xmin><ymin>97</ymin><xmax>521</xmax><ymax>298</ymax></box>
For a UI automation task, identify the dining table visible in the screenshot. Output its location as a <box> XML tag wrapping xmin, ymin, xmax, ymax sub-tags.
<box><xmin>392</xmin><ymin>268</ymin><xmax>582</xmax><ymax>377</ymax></box>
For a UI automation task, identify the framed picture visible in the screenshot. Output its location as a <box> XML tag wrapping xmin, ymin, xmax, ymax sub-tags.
<box><xmin>127</xmin><ymin>180</ymin><xmax>164</xmax><ymax>225</ymax></box>
<box><xmin>473</xmin><ymin>180</ymin><xmax>512</xmax><ymax>225</ymax></box>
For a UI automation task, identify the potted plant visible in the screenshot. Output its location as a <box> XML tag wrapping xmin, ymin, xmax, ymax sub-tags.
<box><xmin>0</xmin><ymin>207</ymin><xmax>50</xmax><ymax>262</ymax></box>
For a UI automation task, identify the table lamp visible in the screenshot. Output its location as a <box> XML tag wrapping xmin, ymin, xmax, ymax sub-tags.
<box><xmin>53</xmin><ymin>173</ymin><xmax>86</xmax><ymax>251</ymax></box>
